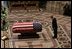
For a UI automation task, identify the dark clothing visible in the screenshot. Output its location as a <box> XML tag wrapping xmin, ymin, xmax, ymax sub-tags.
<box><xmin>63</xmin><ymin>4</ymin><xmax>71</xmax><ymax>16</ymax></box>
<box><xmin>53</xmin><ymin>27</ymin><xmax>57</xmax><ymax>38</ymax></box>
<box><xmin>52</xmin><ymin>18</ymin><xmax>58</xmax><ymax>38</ymax></box>
<box><xmin>52</xmin><ymin>18</ymin><xmax>58</xmax><ymax>29</ymax></box>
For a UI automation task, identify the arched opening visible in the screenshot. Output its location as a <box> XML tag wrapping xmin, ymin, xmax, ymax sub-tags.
<box><xmin>39</xmin><ymin>0</ymin><xmax>47</xmax><ymax>10</ymax></box>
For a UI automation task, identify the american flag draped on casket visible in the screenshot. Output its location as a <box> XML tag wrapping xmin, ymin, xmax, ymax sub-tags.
<box><xmin>12</xmin><ymin>22</ymin><xmax>42</xmax><ymax>33</ymax></box>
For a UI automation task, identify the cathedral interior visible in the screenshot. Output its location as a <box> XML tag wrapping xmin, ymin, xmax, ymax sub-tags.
<box><xmin>1</xmin><ymin>1</ymin><xmax>71</xmax><ymax>48</ymax></box>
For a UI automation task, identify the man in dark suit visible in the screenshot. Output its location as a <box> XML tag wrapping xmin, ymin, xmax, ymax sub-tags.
<box><xmin>51</xmin><ymin>16</ymin><xmax>58</xmax><ymax>39</ymax></box>
<box><xmin>63</xmin><ymin>3</ymin><xmax>71</xmax><ymax>16</ymax></box>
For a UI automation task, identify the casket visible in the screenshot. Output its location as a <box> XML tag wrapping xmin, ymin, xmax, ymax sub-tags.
<box><xmin>12</xmin><ymin>22</ymin><xmax>42</xmax><ymax>33</ymax></box>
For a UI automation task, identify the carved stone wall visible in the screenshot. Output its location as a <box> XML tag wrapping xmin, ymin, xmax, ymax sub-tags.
<box><xmin>8</xmin><ymin>1</ymin><xmax>71</xmax><ymax>15</ymax></box>
<box><xmin>46</xmin><ymin>1</ymin><xmax>71</xmax><ymax>15</ymax></box>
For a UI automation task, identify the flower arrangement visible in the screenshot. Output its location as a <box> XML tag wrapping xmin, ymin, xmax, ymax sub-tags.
<box><xmin>1</xmin><ymin>7</ymin><xmax>8</xmax><ymax>31</ymax></box>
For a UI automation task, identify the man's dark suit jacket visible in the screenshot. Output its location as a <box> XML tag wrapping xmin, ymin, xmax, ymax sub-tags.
<box><xmin>52</xmin><ymin>18</ymin><xmax>58</xmax><ymax>29</ymax></box>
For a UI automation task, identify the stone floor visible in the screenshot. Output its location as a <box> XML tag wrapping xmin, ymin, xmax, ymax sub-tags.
<box><xmin>1</xmin><ymin>9</ymin><xmax>71</xmax><ymax>48</ymax></box>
